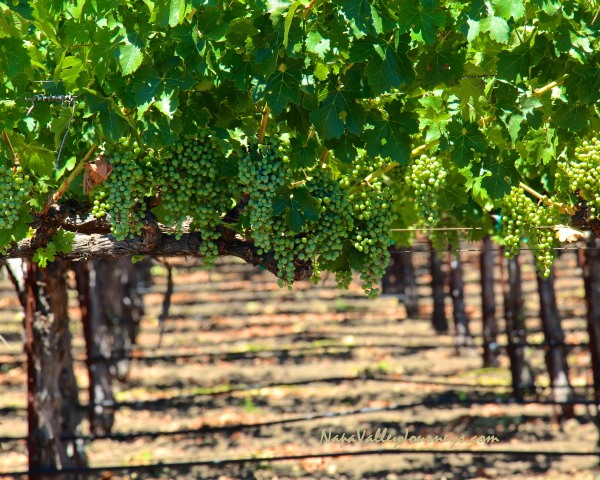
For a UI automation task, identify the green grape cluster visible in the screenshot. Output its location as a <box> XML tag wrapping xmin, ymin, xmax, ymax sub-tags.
<box><xmin>239</xmin><ymin>140</ymin><xmax>288</xmax><ymax>253</ymax></box>
<box><xmin>240</xmin><ymin>140</ymin><xmax>302</xmax><ymax>285</ymax></box>
<box><xmin>305</xmin><ymin>164</ymin><xmax>354</xmax><ymax>263</ymax></box>
<box><xmin>239</xmin><ymin>140</ymin><xmax>340</xmax><ymax>287</ymax></box>
<box><xmin>157</xmin><ymin>130</ymin><xmax>233</xmax><ymax>266</ymax></box>
<box><xmin>557</xmin><ymin>137</ymin><xmax>600</xmax><ymax>219</ymax></box>
<box><xmin>346</xmin><ymin>155</ymin><xmax>395</xmax><ymax>298</ymax></box>
<box><xmin>501</xmin><ymin>186</ymin><xmax>559</xmax><ymax>277</ymax></box>
<box><xmin>409</xmin><ymin>154</ymin><xmax>447</xmax><ymax>225</ymax></box>
<box><xmin>91</xmin><ymin>141</ymin><xmax>150</xmax><ymax>240</ymax></box>
<box><xmin>0</xmin><ymin>164</ymin><xmax>32</xmax><ymax>234</ymax></box>
<box><xmin>239</xmin><ymin>139</ymin><xmax>364</xmax><ymax>290</ymax></box>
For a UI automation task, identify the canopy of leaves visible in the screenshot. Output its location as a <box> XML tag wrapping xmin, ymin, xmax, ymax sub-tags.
<box><xmin>0</xmin><ymin>0</ymin><xmax>599</xmax><ymax>274</ymax></box>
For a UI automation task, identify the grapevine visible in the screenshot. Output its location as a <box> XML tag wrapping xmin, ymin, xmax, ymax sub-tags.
<box><xmin>1</xmin><ymin>0</ymin><xmax>600</xmax><ymax>287</ymax></box>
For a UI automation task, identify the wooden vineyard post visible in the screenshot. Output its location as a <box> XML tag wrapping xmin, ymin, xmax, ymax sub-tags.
<box><xmin>24</xmin><ymin>260</ymin><xmax>38</xmax><ymax>480</ymax></box>
<box><xmin>74</xmin><ymin>261</ymin><xmax>116</xmax><ymax>435</ymax></box>
<box><xmin>536</xmin><ymin>266</ymin><xmax>575</xmax><ymax>421</ymax></box>
<box><xmin>398</xmin><ymin>247</ymin><xmax>419</xmax><ymax>319</ymax></box>
<box><xmin>24</xmin><ymin>260</ymin><xmax>87</xmax><ymax>479</ymax></box>
<box><xmin>381</xmin><ymin>247</ymin><xmax>397</xmax><ymax>295</ymax></box>
<box><xmin>581</xmin><ymin>236</ymin><xmax>600</xmax><ymax>445</ymax></box>
<box><xmin>480</xmin><ymin>235</ymin><xmax>499</xmax><ymax>367</ymax></box>
<box><xmin>449</xmin><ymin>250</ymin><xmax>473</xmax><ymax>348</ymax></box>
<box><xmin>429</xmin><ymin>241</ymin><xmax>448</xmax><ymax>333</ymax></box>
<box><xmin>382</xmin><ymin>247</ymin><xmax>419</xmax><ymax>319</ymax></box>
<box><xmin>501</xmin><ymin>253</ymin><xmax>535</xmax><ymax>400</ymax></box>
<box><xmin>120</xmin><ymin>258</ymin><xmax>149</xmax><ymax>350</ymax></box>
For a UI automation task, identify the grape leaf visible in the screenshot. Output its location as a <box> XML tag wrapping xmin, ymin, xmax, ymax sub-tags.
<box><xmin>446</xmin><ymin>120</ymin><xmax>486</xmax><ymax>167</ymax></box>
<box><xmin>196</xmin><ymin>7</ymin><xmax>229</xmax><ymax>40</ymax></box>
<box><xmin>154</xmin><ymin>0</ymin><xmax>186</xmax><ymax>28</ymax></box>
<box><xmin>496</xmin><ymin>44</ymin><xmax>531</xmax><ymax>80</ymax></box>
<box><xmin>481</xmin><ymin>155</ymin><xmax>519</xmax><ymax>199</ymax></box>
<box><xmin>309</xmin><ymin>90</ymin><xmax>365</xmax><ymax>139</ymax></box>
<box><xmin>491</xmin><ymin>0</ymin><xmax>525</xmax><ymax>21</ymax></box>
<box><xmin>437</xmin><ymin>170</ymin><xmax>468</xmax><ymax>210</ymax></box>
<box><xmin>289</xmin><ymin>137</ymin><xmax>319</xmax><ymax>169</ymax></box>
<box><xmin>364</xmin><ymin>42</ymin><xmax>414</xmax><ymax>94</ymax></box>
<box><xmin>0</xmin><ymin>38</ymin><xmax>30</xmax><ymax>77</ymax></box>
<box><xmin>305</xmin><ymin>31</ymin><xmax>330</xmax><ymax>59</ymax></box>
<box><xmin>118</xmin><ymin>42</ymin><xmax>144</xmax><ymax>76</ymax></box>
<box><xmin>273</xmin><ymin>186</ymin><xmax>320</xmax><ymax>233</ymax></box>
<box><xmin>364</xmin><ymin>116</ymin><xmax>414</xmax><ymax>165</ymax></box>
<box><xmin>86</xmin><ymin>91</ymin><xmax>131</xmax><ymax>142</ymax></box>
<box><xmin>0</xmin><ymin>208</ymin><xmax>31</xmax><ymax>252</ymax></box>
<box><xmin>261</xmin><ymin>66</ymin><xmax>302</xmax><ymax>114</ymax></box>
<box><xmin>5</xmin><ymin>133</ymin><xmax>55</xmax><ymax>177</ymax></box>
<box><xmin>33</xmin><ymin>229</ymin><xmax>74</xmax><ymax>267</ymax></box>
<box><xmin>337</xmin><ymin>0</ymin><xmax>378</xmax><ymax>38</ymax></box>
<box><xmin>553</xmin><ymin>103</ymin><xmax>589</xmax><ymax>132</ymax></box>
<box><xmin>480</xmin><ymin>15</ymin><xmax>510</xmax><ymax>44</ymax></box>
<box><xmin>419</xmin><ymin>44</ymin><xmax>465</xmax><ymax>88</ymax></box>
<box><xmin>396</xmin><ymin>0</ymin><xmax>446</xmax><ymax>45</ymax></box>
<box><xmin>325</xmin><ymin>133</ymin><xmax>359</xmax><ymax>164</ymax></box>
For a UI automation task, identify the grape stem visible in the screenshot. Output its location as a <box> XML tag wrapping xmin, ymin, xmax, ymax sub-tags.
<box><xmin>518</xmin><ymin>181</ymin><xmax>574</xmax><ymax>215</ymax></box>
<box><xmin>534</xmin><ymin>75</ymin><xmax>568</xmax><ymax>96</ymax></box>
<box><xmin>41</xmin><ymin>143</ymin><xmax>99</xmax><ymax>215</ymax></box>
<box><xmin>346</xmin><ymin>140</ymin><xmax>440</xmax><ymax>195</ymax></box>
<box><xmin>258</xmin><ymin>105</ymin><xmax>270</xmax><ymax>144</ymax></box>
<box><xmin>301</xmin><ymin>0</ymin><xmax>321</xmax><ymax>18</ymax></box>
<box><xmin>411</xmin><ymin>139</ymin><xmax>440</xmax><ymax>158</ymax></box>
<box><xmin>123</xmin><ymin>109</ymin><xmax>145</xmax><ymax>149</ymax></box>
<box><xmin>320</xmin><ymin>148</ymin><xmax>329</xmax><ymax>163</ymax></box>
<box><xmin>1</xmin><ymin>131</ymin><xmax>19</xmax><ymax>167</ymax></box>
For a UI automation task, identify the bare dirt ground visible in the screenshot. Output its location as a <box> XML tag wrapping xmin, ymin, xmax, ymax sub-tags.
<box><xmin>0</xmin><ymin>245</ymin><xmax>599</xmax><ymax>479</ymax></box>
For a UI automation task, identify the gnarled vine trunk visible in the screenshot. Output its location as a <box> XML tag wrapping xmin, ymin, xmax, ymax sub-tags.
<box><xmin>74</xmin><ymin>261</ymin><xmax>115</xmax><ymax>436</ymax></box>
<box><xmin>73</xmin><ymin>257</ymin><xmax>150</xmax><ymax>435</ymax></box>
<box><xmin>24</xmin><ymin>260</ymin><xmax>86</xmax><ymax>478</ymax></box>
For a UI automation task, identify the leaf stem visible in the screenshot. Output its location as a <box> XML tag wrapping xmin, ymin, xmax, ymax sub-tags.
<box><xmin>346</xmin><ymin>140</ymin><xmax>440</xmax><ymax>196</ymax></box>
<box><xmin>518</xmin><ymin>181</ymin><xmax>574</xmax><ymax>215</ymax></box>
<box><xmin>123</xmin><ymin>109</ymin><xmax>145</xmax><ymax>149</ymax></box>
<box><xmin>534</xmin><ymin>75</ymin><xmax>568</xmax><ymax>96</ymax></box>
<box><xmin>258</xmin><ymin>105</ymin><xmax>270</xmax><ymax>144</ymax></box>
<box><xmin>347</xmin><ymin>162</ymin><xmax>398</xmax><ymax>196</ymax></box>
<box><xmin>42</xmin><ymin>143</ymin><xmax>99</xmax><ymax>215</ymax></box>
<box><xmin>411</xmin><ymin>139</ymin><xmax>440</xmax><ymax>157</ymax></box>
<box><xmin>301</xmin><ymin>0</ymin><xmax>320</xmax><ymax>18</ymax></box>
<box><xmin>319</xmin><ymin>147</ymin><xmax>329</xmax><ymax>163</ymax></box>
